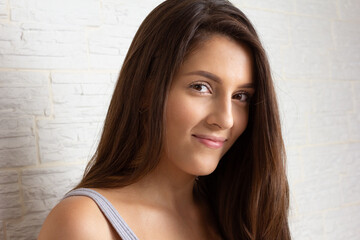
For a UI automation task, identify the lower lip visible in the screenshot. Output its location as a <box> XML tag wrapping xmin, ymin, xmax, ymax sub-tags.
<box><xmin>192</xmin><ymin>135</ymin><xmax>224</xmax><ymax>149</ymax></box>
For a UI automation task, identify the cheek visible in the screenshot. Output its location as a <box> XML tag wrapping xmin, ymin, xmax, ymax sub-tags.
<box><xmin>165</xmin><ymin>95</ymin><xmax>205</xmax><ymax>133</ymax></box>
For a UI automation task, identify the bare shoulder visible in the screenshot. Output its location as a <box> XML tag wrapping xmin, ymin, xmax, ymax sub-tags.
<box><xmin>38</xmin><ymin>195</ymin><xmax>116</xmax><ymax>240</ymax></box>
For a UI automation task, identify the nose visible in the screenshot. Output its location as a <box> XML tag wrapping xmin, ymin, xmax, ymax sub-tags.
<box><xmin>206</xmin><ymin>96</ymin><xmax>234</xmax><ymax>130</ymax></box>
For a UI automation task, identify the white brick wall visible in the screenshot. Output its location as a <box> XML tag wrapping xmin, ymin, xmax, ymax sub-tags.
<box><xmin>0</xmin><ymin>0</ymin><xmax>358</xmax><ymax>239</ymax></box>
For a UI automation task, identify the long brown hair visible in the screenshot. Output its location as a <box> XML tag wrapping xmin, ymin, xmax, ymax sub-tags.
<box><xmin>77</xmin><ymin>0</ymin><xmax>290</xmax><ymax>239</ymax></box>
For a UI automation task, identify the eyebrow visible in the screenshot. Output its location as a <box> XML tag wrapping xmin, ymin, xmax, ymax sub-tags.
<box><xmin>185</xmin><ymin>70</ymin><xmax>255</xmax><ymax>89</ymax></box>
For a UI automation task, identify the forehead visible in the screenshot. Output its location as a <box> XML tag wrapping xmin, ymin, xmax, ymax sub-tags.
<box><xmin>177</xmin><ymin>34</ymin><xmax>253</xmax><ymax>84</ymax></box>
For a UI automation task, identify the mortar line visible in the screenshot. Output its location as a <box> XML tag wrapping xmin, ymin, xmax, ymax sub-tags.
<box><xmin>2</xmin><ymin>221</ymin><xmax>7</xmax><ymax>240</ymax></box>
<box><xmin>99</xmin><ymin>0</ymin><xmax>104</xmax><ymax>25</ymax></box>
<box><xmin>0</xmin><ymin>161</ymin><xmax>86</xmax><ymax>172</ymax></box>
<box><xmin>17</xmin><ymin>168</ymin><xmax>26</xmax><ymax>219</ymax></box>
<box><xmin>85</xmin><ymin>27</ymin><xmax>91</xmax><ymax>72</ymax></box>
<box><xmin>335</xmin><ymin>0</ymin><xmax>341</xmax><ymax>20</ymax></box>
<box><xmin>6</xmin><ymin>0</ymin><xmax>10</xmax><ymax>22</ymax></box>
<box><xmin>0</xmin><ymin>68</ymin><xmax>119</xmax><ymax>74</ymax></box>
<box><xmin>240</xmin><ymin>4</ymin><xmax>337</xmax><ymax>20</ymax></box>
<box><xmin>34</xmin><ymin>115</ymin><xmax>41</xmax><ymax>166</ymax></box>
<box><xmin>48</xmin><ymin>72</ymin><xmax>55</xmax><ymax>118</ymax></box>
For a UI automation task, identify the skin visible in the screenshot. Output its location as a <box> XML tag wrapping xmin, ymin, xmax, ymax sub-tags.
<box><xmin>38</xmin><ymin>34</ymin><xmax>254</xmax><ymax>240</ymax></box>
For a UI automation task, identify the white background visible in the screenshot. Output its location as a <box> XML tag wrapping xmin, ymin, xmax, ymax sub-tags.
<box><xmin>0</xmin><ymin>0</ymin><xmax>359</xmax><ymax>239</ymax></box>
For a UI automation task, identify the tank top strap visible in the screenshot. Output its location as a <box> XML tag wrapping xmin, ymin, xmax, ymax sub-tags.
<box><xmin>64</xmin><ymin>188</ymin><xmax>139</xmax><ymax>240</ymax></box>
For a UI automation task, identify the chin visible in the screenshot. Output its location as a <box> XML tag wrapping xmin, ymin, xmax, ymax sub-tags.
<box><xmin>188</xmin><ymin>161</ymin><xmax>219</xmax><ymax>177</ymax></box>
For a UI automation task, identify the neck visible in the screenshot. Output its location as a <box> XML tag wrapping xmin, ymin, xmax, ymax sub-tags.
<box><xmin>129</xmin><ymin>158</ymin><xmax>198</xmax><ymax>211</ymax></box>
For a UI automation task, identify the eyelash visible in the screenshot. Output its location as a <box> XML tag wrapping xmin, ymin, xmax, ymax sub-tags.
<box><xmin>189</xmin><ymin>82</ymin><xmax>212</xmax><ymax>94</ymax></box>
<box><xmin>189</xmin><ymin>82</ymin><xmax>252</xmax><ymax>103</ymax></box>
<box><xmin>233</xmin><ymin>91</ymin><xmax>251</xmax><ymax>103</ymax></box>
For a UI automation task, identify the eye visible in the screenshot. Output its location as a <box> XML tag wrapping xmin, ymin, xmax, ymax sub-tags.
<box><xmin>233</xmin><ymin>91</ymin><xmax>251</xmax><ymax>102</ymax></box>
<box><xmin>189</xmin><ymin>82</ymin><xmax>212</xmax><ymax>94</ymax></box>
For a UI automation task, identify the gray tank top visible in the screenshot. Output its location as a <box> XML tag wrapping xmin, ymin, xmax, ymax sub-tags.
<box><xmin>64</xmin><ymin>188</ymin><xmax>139</xmax><ymax>240</ymax></box>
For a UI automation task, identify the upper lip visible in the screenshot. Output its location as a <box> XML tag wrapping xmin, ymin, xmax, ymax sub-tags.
<box><xmin>192</xmin><ymin>134</ymin><xmax>227</xmax><ymax>142</ymax></box>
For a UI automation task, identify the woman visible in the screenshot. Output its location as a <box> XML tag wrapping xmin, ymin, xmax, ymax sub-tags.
<box><xmin>39</xmin><ymin>0</ymin><xmax>290</xmax><ymax>239</ymax></box>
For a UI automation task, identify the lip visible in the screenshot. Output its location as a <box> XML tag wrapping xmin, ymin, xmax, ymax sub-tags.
<box><xmin>192</xmin><ymin>134</ymin><xmax>227</xmax><ymax>149</ymax></box>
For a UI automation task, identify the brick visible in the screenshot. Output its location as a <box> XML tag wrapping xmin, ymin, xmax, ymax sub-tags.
<box><xmin>282</xmin><ymin>112</ymin><xmax>308</xmax><ymax>147</ymax></box>
<box><xmin>262</xmin><ymin>43</ymin><xmax>286</xmax><ymax>78</ymax></box>
<box><xmin>290</xmin><ymin>16</ymin><xmax>333</xmax><ymax>48</ymax></box>
<box><xmin>51</xmin><ymin>72</ymin><xmax>112</xmax><ymax>84</ymax></box>
<box><xmin>87</xmin><ymin>26</ymin><xmax>134</xmax><ymax>70</ymax></box>
<box><xmin>277</xmin><ymin>79</ymin><xmax>313</xmax><ymax>114</ymax></box>
<box><xmin>331</xmin><ymin>47</ymin><xmax>360</xmax><ymax>81</ymax></box>
<box><xmin>312</xmin><ymin>80</ymin><xmax>353</xmax><ymax>113</ymax></box>
<box><xmin>24</xmin><ymin>197</ymin><xmax>60</xmax><ymax>214</ymax></box>
<box><xmin>0</xmin><ymin>117</ymin><xmax>33</xmax><ymax>138</ymax></box>
<box><xmin>9</xmin><ymin>0</ymin><xmax>101</xmax><ymax>26</ymax></box>
<box><xmin>0</xmin><ymin>54</ymin><xmax>89</xmax><ymax>70</ymax></box>
<box><xmin>308</xmin><ymin>113</ymin><xmax>349</xmax><ymax>144</ymax></box>
<box><xmin>22</xmin><ymin>27</ymin><xmax>84</xmax><ymax>44</ymax></box>
<box><xmin>344</xmin><ymin>145</ymin><xmax>360</xmax><ymax>177</ymax></box>
<box><xmin>237</xmin><ymin>0</ymin><xmax>295</xmax><ymax>12</ymax></box>
<box><xmin>276</xmin><ymin>80</ymin><xmax>312</xmax><ymax>146</ymax></box>
<box><xmin>354</xmin><ymin>82</ymin><xmax>360</xmax><ymax>112</ymax></box>
<box><xmin>51</xmin><ymin>72</ymin><xmax>113</xmax><ymax>119</ymax></box>
<box><xmin>21</xmin><ymin>165</ymin><xmax>85</xmax><ymax>212</ymax></box>
<box><xmin>338</xmin><ymin>0</ymin><xmax>360</xmax><ymax>21</ymax></box>
<box><xmin>52</xmin><ymin>92</ymin><xmax>111</xmax><ymax>115</ymax></box>
<box><xmin>301</xmin><ymin>143</ymin><xmax>360</xmax><ymax>178</ymax></box>
<box><xmin>0</xmin><ymin>86</ymin><xmax>48</xmax><ymax>100</ymax></box>
<box><xmin>0</xmin><ymin>23</ymin><xmax>22</xmax><ymax>41</ymax></box>
<box><xmin>2</xmin><ymin>35</ymin><xmax>85</xmax><ymax>57</ymax></box>
<box><xmin>88</xmin><ymin>25</ymin><xmax>135</xmax><ymax>54</ymax></box>
<box><xmin>348</xmin><ymin>114</ymin><xmax>360</xmax><ymax>141</ymax></box>
<box><xmin>238</xmin><ymin>9</ymin><xmax>290</xmax><ymax>76</ymax></box>
<box><xmin>0</xmin><ymin>23</ymin><xmax>88</xmax><ymax>69</ymax></box>
<box><xmin>0</xmin><ymin>170</ymin><xmax>18</xmax><ymax>184</ymax></box>
<box><xmin>0</xmin><ymin>225</ymin><xmax>3</xmax><ymax>240</ymax></box>
<box><xmin>102</xmin><ymin>0</ymin><xmax>163</xmax><ymax>26</ymax></box>
<box><xmin>323</xmin><ymin>205</ymin><xmax>360</xmax><ymax>240</ymax></box>
<box><xmin>289</xmin><ymin>213</ymin><xmax>325</xmax><ymax>240</ymax></box>
<box><xmin>292</xmin><ymin>173</ymin><xmax>342</xmax><ymax>214</ymax></box>
<box><xmin>0</xmin><ymin>147</ymin><xmax>37</xmax><ymax>168</ymax></box>
<box><xmin>88</xmin><ymin>24</ymin><xmax>129</xmax><ymax>71</ymax></box>
<box><xmin>52</xmin><ymin>94</ymin><xmax>110</xmax><ymax>119</ymax></box>
<box><xmin>0</xmin><ymin>170</ymin><xmax>21</xmax><ymax>221</ymax></box>
<box><xmin>0</xmin><ymin>136</ymin><xmax>35</xmax><ymax>150</ymax></box>
<box><xmin>283</xmin><ymin>47</ymin><xmax>331</xmax><ymax>80</ymax></box>
<box><xmin>52</xmin><ymin>82</ymin><xmax>113</xmax><ymax>96</ymax></box>
<box><xmin>341</xmin><ymin>172</ymin><xmax>360</xmax><ymax>204</ymax></box>
<box><xmin>0</xmin><ymin>0</ymin><xmax>7</xmax><ymax>19</ymax></box>
<box><xmin>0</xmin><ymin>183</ymin><xmax>19</xmax><ymax>194</ymax></box>
<box><xmin>0</xmin><ymin>190</ymin><xmax>20</xmax><ymax>209</ymax></box>
<box><xmin>89</xmin><ymin>54</ymin><xmax>126</xmax><ymax>70</ymax></box>
<box><xmin>0</xmin><ymin>95</ymin><xmax>50</xmax><ymax>116</ymax></box>
<box><xmin>333</xmin><ymin>21</ymin><xmax>360</xmax><ymax>48</ymax></box>
<box><xmin>0</xmin><ymin>207</ymin><xmax>22</xmax><ymax>221</ymax></box>
<box><xmin>242</xmin><ymin>9</ymin><xmax>290</xmax><ymax>46</ymax></box>
<box><xmin>295</xmin><ymin>0</ymin><xmax>337</xmax><ymax>18</ymax></box>
<box><xmin>0</xmin><ymin>71</ymin><xmax>48</xmax><ymax>87</ymax></box>
<box><xmin>6</xmin><ymin>212</ymin><xmax>48</xmax><ymax>240</ymax></box>
<box><xmin>0</xmin><ymin>71</ymin><xmax>50</xmax><ymax>116</ymax></box>
<box><xmin>286</xmin><ymin>148</ymin><xmax>303</xmax><ymax>185</ymax></box>
<box><xmin>37</xmin><ymin>119</ymin><xmax>101</xmax><ymax>163</ymax></box>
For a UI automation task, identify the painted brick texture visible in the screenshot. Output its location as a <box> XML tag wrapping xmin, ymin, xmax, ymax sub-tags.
<box><xmin>0</xmin><ymin>0</ymin><xmax>359</xmax><ymax>239</ymax></box>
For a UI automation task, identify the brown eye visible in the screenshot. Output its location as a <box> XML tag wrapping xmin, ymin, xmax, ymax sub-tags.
<box><xmin>189</xmin><ymin>82</ymin><xmax>211</xmax><ymax>93</ymax></box>
<box><xmin>233</xmin><ymin>92</ymin><xmax>250</xmax><ymax>102</ymax></box>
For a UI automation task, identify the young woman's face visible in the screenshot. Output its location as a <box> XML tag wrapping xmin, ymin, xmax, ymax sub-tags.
<box><xmin>163</xmin><ymin>34</ymin><xmax>254</xmax><ymax>177</ymax></box>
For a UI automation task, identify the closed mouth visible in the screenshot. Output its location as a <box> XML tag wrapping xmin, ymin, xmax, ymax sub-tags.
<box><xmin>192</xmin><ymin>134</ymin><xmax>227</xmax><ymax>149</ymax></box>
